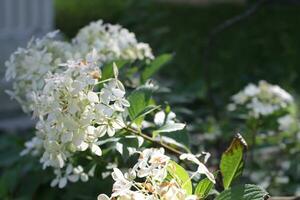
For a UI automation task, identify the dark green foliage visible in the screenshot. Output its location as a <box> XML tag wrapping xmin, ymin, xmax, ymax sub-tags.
<box><xmin>216</xmin><ymin>184</ymin><xmax>269</xmax><ymax>200</ymax></box>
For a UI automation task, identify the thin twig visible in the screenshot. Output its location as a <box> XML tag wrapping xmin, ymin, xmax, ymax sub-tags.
<box><xmin>124</xmin><ymin>126</ymin><xmax>184</xmax><ymax>155</ymax></box>
<box><xmin>202</xmin><ymin>0</ymin><xmax>269</xmax><ymax>119</ymax></box>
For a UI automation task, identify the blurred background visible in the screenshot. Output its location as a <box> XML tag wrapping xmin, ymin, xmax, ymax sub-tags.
<box><xmin>1</xmin><ymin>0</ymin><xmax>300</xmax><ymax>198</ymax></box>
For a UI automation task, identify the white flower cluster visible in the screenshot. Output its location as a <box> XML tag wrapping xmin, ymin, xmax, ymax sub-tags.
<box><xmin>228</xmin><ymin>81</ymin><xmax>294</xmax><ymax>118</ymax></box>
<box><xmin>5</xmin><ymin>21</ymin><xmax>154</xmax><ymax>112</ymax></box>
<box><xmin>21</xmin><ymin>57</ymin><xmax>130</xmax><ymax>187</ymax></box>
<box><xmin>73</xmin><ymin>20</ymin><xmax>154</xmax><ymax>63</ymax></box>
<box><xmin>98</xmin><ymin>148</ymin><xmax>215</xmax><ymax>200</ymax></box>
<box><xmin>50</xmin><ymin>164</ymin><xmax>94</xmax><ymax>188</ymax></box>
<box><xmin>5</xmin><ymin>31</ymin><xmax>73</xmax><ymax>112</ymax></box>
<box><xmin>277</xmin><ymin>114</ymin><xmax>296</xmax><ymax>132</ymax></box>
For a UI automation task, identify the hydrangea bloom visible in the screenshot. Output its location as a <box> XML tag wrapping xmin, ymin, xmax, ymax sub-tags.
<box><xmin>228</xmin><ymin>81</ymin><xmax>294</xmax><ymax>118</ymax></box>
<box><xmin>21</xmin><ymin>55</ymin><xmax>129</xmax><ymax>187</ymax></box>
<box><xmin>98</xmin><ymin>148</ymin><xmax>214</xmax><ymax>200</ymax></box>
<box><xmin>73</xmin><ymin>20</ymin><xmax>154</xmax><ymax>63</ymax></box>
<box><xmin>5</xmin><ymin>21</ymin><xmax>154</xmax><ymax>113</ymax></box>
<box><xmin>5</xmin><ymin>31</ymin><xmax>73</xmax><ymax>112</ymax></box>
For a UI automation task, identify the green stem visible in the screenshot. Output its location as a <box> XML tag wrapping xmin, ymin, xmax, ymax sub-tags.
<box><xmin>124</xmin><ymin>126</ymin><xmax>184</xmax><ymax>156</ymax></box>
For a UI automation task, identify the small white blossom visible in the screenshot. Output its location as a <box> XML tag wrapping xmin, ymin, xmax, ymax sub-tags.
<box><xmin>50</xmin><ymin>164</ymin><xmax>90</xmax><ymax>188</ymax></box>
<box><xmin>229</xmin><ymin>81</ymin><xmax>294</xmax><ymax>119</ymax></box>
<box><xmin>20</xmin><ymin>58</ymin><xmax>130</xmax><ymax>187</ymax></box>
<box><xmin>277</xmin><ymin>115</ymin><xmax>294</xmax><ymax>132</ymax></box>
<box><xmin>98</xmin><ymin>148</ymin><xmax>214</xmax><ymax>200</ymax></box>
<box><xmin>154</xmin><ymin>111</ymin><xmax>176</xmax><ymax>126</ymax></box>
<box><xmin>5</xmin><ymin>31</ymin><xmax>73</xmax><ymax>112</ymax></box>
<box><xmin>73</xmin><ymin>20</ymin><xmax>154</xmax><ymax>63</ymax></box>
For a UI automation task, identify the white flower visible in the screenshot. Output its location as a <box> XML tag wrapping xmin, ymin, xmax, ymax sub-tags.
<box><xmin>154</xmin><ymin>111</ymin><xmax>176</xmax><ymax>126</ymax></box>
<box><xmin>8</xmin><ymin>21</ymin><xmax>156</xmax><ymax>189</ymax></box>
<box><xmin>5</xmin><ymin>31</ymin><xmax>73</xmax><ymax>112</ymax></box>
<box><xmin>179</xmin><ymin>153</ymin><xmax>215</xmax><ymax>183</ymax></box>
<box><xmin>20</xmin><ymin>136</ymin><xmax>43</xmax><ymax>156</ymax></box>
<box><xmin>244</xmin><ymin>84</ymin><xmax>260</xmax><ymax>97</ymax></box>
<box><xmin>159</xmin><ymin>179</ymin><xmax>187</xmax><ymax>200</ymax></box>
<box><xmin>111</xmin><ymin>168</ymin><xmax>132</xmax><ymax>197</ymax></box>
<box><xmin>133</xmin><ymin>148</ymin><xmax>169</xmax><ymax>180</ymax></box>
<box><xmin>73</xmin><ymin>20</ymin><xmax>154</xmax><ymax>63</ymax></box>
<box><xmin>87</xmin><ymin>91</ymin><xmax>100</xmax><ymax>103</ymax></box>
<box><xmin>277</xmin><ymin>115</ymin><xmax>294</xmax><ymax>132</ymax></box>
<box><xmin>50</xmin><ymin>164</ymin><xmax>90</xmax><ymax>188</ymax></box>
<box><xmin>20</xmin><ymin>57</ymin><xmax>130</xmax><ymax>188</ymax></box>
<box><xmin>229</xmin><ymin>81</ymin><xmax>294</xmax><ymax>119</ymax></box>
<box><xmin>270</xmin><ymin>85</ymin><xmax>293</xmax><ymax>102</ymax></box>
<box><xmin>98</xmin><ymin>148</ymin><xmax>212</xmax><ymax>200</ymax></box>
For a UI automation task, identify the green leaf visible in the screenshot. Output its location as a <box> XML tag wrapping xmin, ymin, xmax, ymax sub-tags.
<box><xmin>167</xmin><ymin>160</ymin><xmax>192</xmax><ymax>195</ymax></box>
<box><xmin>133</xmin><ymin>105</ymin><xmax>160</xmax><ymax>122</ymax></box>
<box><xmin>141</xmin><ymin>54</ymin><xmax>173</xmax><ymax>82</ymax></box>
<box><xmin>153</xmin><ymin>123</ymin><xmax>186</xmax><ymax>136</ymax></box>
<box><xmin>194</xmin><ymin>176</ymin><xmax>214</xmax><ymax>199</ymax></box>
<box><xmin>220</xmin><ymin>134</ymin><xmax>247</xmax><ymax>189</ymax></box>
<box><xmin>162</xmin><ymin>130</ymin><xmax>190</xmax><ymax>148</ymax></box>
<box><xmin>216</xmin><ymin>184</ymin><xmax>269</xmax><ymax>200</ymax></box>
<box><xmin>101</xmin><ymin>60</ymin><xmax>128</xmax><ymax>79</ymax></box>
<box><xmin>127</xmin><ymin>86</ymin><xmax>153</xmax><ymax>125</ymax></box>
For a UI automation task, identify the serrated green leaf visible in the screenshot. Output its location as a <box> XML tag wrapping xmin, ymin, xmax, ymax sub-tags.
<box><xmin>220</xmin><ymin>134</ymin><xmax>247</xmax><ymax>189</ymax></box>
<box><xmin>216</xmin><ymin>184</ymin><xmax>269</xmax><ymax>200</ymax></box>
<box><xmin>167</xmin><ymin>160</ymin><xmax>192</xmax><ymax>195</ymax></box>
<box><xmin>141</xmin><ymin>54</ymin><xmax>173</xmax><ymax>82</ymax></box>
<box><xmin>194</xmin><ymin>176</ymin><xmax>214</xmax><ymax>199</ymax></box>
<box><xmin>127</xmin><ymin>87</ymin><xmax>153</xmax><ymax>126</ymax></box>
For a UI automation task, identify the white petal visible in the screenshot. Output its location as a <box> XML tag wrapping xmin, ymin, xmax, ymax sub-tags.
<box><xmin>112</xmin><ymin>88</ymin><xmax>125</xmax><ymax>98</ymax></box>
<box><xmin>87</xmin><ymin>91</ymin><xmax>99</xmax><ymax>103</ymax></box>
<box><xmin>58</xmin><ymin>177</ymin><xmax>67</xmax><ymax>188</ymax></box>
<box><xmin>154</xmin><ymin>111</ymin><xmax>165</xmax><ymax>126</ymax></box>
<box><xmin>95</xmin><ymin>126</ymin><xmax>106</xmax><ymax>137</ymax></box>
<box><xmin>73</xmin><ymin>165</ymin><xmax>84</xmax><ymax>174</ymax></box>
<box><xmin>56</xmin><ymin>154</ymin><xmax>65</xmax><ymax>168</ymax></box>
<box><xmin>66</xmin><ymin>164</ymin><xmax>73</xmax><ymax>174</ymax></box>
<box><xmin>50</xmin><ymin>178</ymin><xmax>59</xmax><ymax>187</ymax></box>
<box><xmin>97</xmin><ymin>194</ymin><xmax>110</xmax><ymax>200</ymax></box>
<box><xmin>112</xmin><ymin>168</ymin><xmax>124</xmax><ymax>181</ymax></box>
<box><xmin>91</xmin><ymin>144</ymin><xmax>102</xmax><ymax>156</ymax></box>
<box><xmin>78</xmin><ymin>142</ymin><xmax>89</xmax><ymax>151</ymax></box>
<box><xmin>87</xmin><ymin>126</ymin><xmax>95</xmax><ymax>136</ymax></box>
<box><xmin>137</xmin><ymin>136</ymin><xmax>144</xmax><ymax>147</ymax></box>
<box><xmin>61</xmin><ymin>132</ymin><xmax>73</xmax><ymax>143</ymax></box>
<box><xmin>115</xmin><ymin>142</ymin><xmax>123</xmax><ymax>155</ymax></box>
<box><xmin>68</xmin><ymin>174</ymin><xmax>79</xmax><ymax>182</ymax></box>
<box><xmin>80</xmin><ymin>173</ymin><xmax>89</xmax><ymax>182</ymax></box>
<box><xmin>197</xmin><ymin>163</ymin><xmax>215</xmax><ymax>184</ymax></box>
<box><xmin>167</xmin><ymin>111</ymin><xmax>176</xmax><ymax>121</ymax></box>
<box><xmin>112</xmin><ymin>118</ymin><xmax>125</xmax><ymax>129</ymax></box>
<box><xmin>107</xmin><ymin>125</ymin><xmax>115</xmax><ymax>137</ymax></box>
<box><xmin>121</xmin><ymin>99</ymin><xmax>130</xmax><ymax>107</ymax></box>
